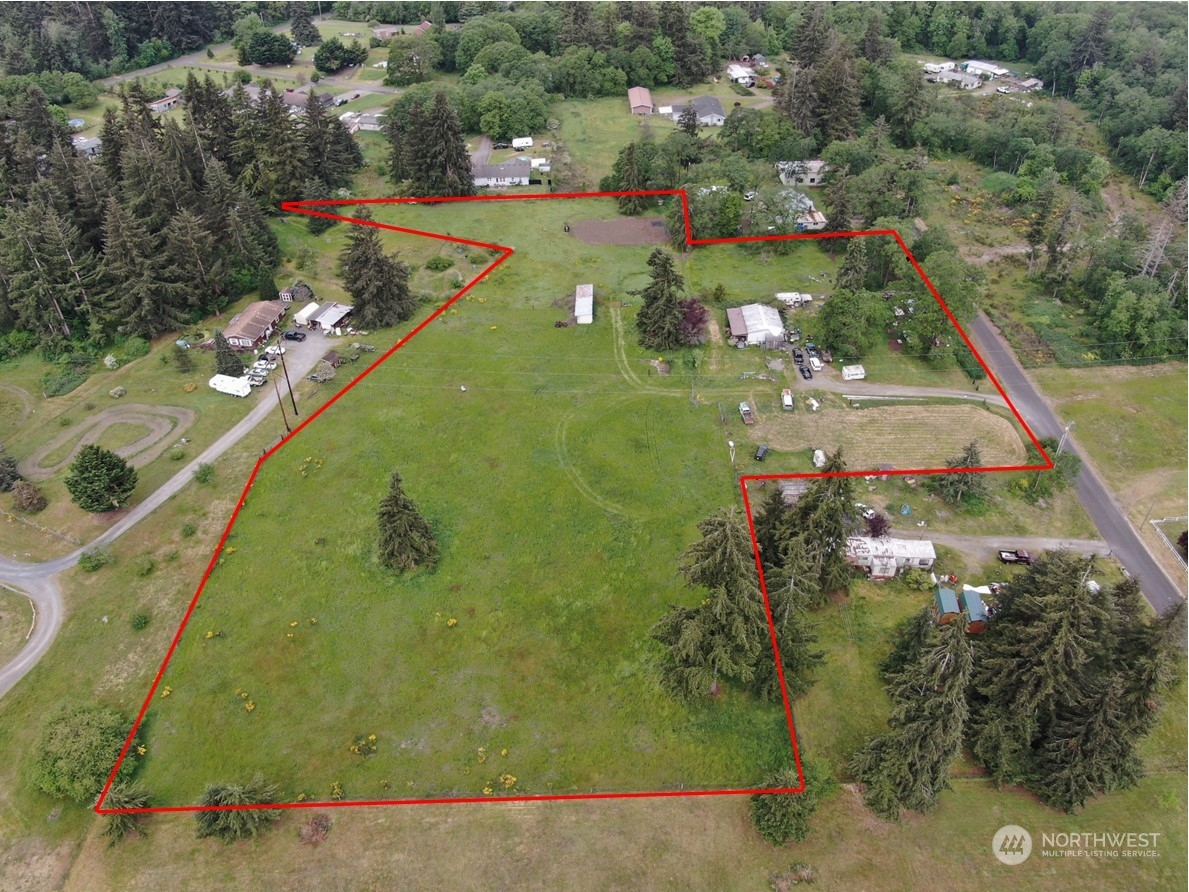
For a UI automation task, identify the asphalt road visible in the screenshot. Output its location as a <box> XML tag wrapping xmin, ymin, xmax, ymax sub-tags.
<box><xmin>968</xmin><ymin>312</ymin><xmax>1185</xmax><ymax>614</ymax></box>
<box><xmin>0</xmin><ymin>332</ymin><xmax>335</xmax><ymax>698</ymax></box>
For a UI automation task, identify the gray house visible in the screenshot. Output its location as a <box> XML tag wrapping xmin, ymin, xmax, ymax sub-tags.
<box><xmin>671</xmin><ymin>96</ymin><xmax>726</xmax><ymax>127</ymax></box>
<box><xmin>473</xmin><ymin>159</ymin><xmax>531</xmax><ymax>188</ymax></box>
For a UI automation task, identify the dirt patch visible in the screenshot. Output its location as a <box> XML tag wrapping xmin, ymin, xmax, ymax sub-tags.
<box><xmin>0</xmin><ymin>836</ymin><xmax>78</xmax><ymax>892</ymax></box>
<box><xmin>20</xmin><ymin>404</ymin><xmax>197</xmax><ymax>481</ymax></box>
<box><xmin>568</xmin><ymin>217</ymin><xmax>669</xmax><ymax>246</ymax></box>
<box><xmin>750</xmin><ymin>405</ymin><xmax>1026</xmax><ymax>469</ymax></box>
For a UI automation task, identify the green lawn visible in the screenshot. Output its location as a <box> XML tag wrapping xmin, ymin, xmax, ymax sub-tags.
<box><xmin>0</xmin><ymin>591</ymin><xmax>33</xmax><ymax>671</ymax></box>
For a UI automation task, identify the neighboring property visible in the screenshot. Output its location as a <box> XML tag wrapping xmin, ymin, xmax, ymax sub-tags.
<box><xmin>473</xmin><ymin>159</ymin><xmax>531</xmax><ymax>188</ymax></box>
<box><xmin>770</xmin><ymin>188</ymin><xmax>828</xmax><ymax>232</ymax></box>
<box><xmin>964</xmin><ymin>60</ymin><xmax>1010</xmax><ymax>79</ymax></box>
<box><xmin>922</xmin><ymin>61</ymin><xmax>957</xmax><ymax>74</ymax></box>
<box><xmin>842</xmin><ymin>364</ymin><xmax>867</xmax><ymax>380</ymax></box>
<box><xmin>222</xmin><ymin>300</ymin><xmax>287</xmax><ymax>350</ymax></box>
<box><xmin>670</xmin><ymin>95</ymin><xmax>726</xmax><ymax>126</ymax></box>
<box><xmin>628</xmin><ymin>86</ymin><xmax>655</xmax><ymax>115</ymax></box>
<box><xmin>935</xmin><ymin>585</ymin><xmax>961</xmax><ymax>623</ymax></box>
<box><xmin>750</xmin><ymin>53</ymin><xmax>769</xmax><ymax>68</ymax></box>
<box><xmin>511</xmin><ymin>137</ymin><xmax>534</xmax><ymax>149</ymax></box>
<box><xmin>293</xmin><ymin>302</ymin><xmax>321</xmax><ymax>328</ymax></box>
<box><xmin>935</xmin><ymin>70</ymin><xmax>982</xmax><ymax>90</ymax></box>
<box><xmin>72</xmin><ymin>136</ymin><xmax>102</xmax><ymax>158</ymax></box>
<box><xmin>776</xmin><ymin>291</ymin><xmax>813</xmax><ymax>308</ymax></box>
<box><xmin>726</xmin><ymin>304</ymin><xmax>785</xmax><ymax>347</ymax></box>
<box><xmin>960</xmin><ymin>586</ymin><xmax>989</xmax><ymax>633</ymax></box>
<box><xmin>279</xmin><ymin>281</ymin><xmax>315</xmax><ymax>303</ymax></box>
<box><xmin>1018</xmin><ymin>77</ymin><xmax>1044</xmax><ymax>91</ymax></box>
<box><xmin>209</xmin><ymin>374</ymin><xmax>252</xmax><ymax>397</ymax></box>
<box><xmin>342</xmin><ymin>111</ymin><xmax>385</xmax><ymax>134</ymax></box>
<box><xmin>148</xmin><ymin>87</ymin><xmax>182</xmax><ymax>114</ymax></box>
<box><xmin>574</xmin><ymin>284</ymin><xmax>593</xmax><ymax>325</ymax></box>
<box><xmin>372</xmin><ymin>25</ymin><xmax>401</xmax><ymax>40</ymax></box>
<box><xmin>282</xmin><ymin>89</ymin><xmax>334</xmax><ymax>112</ymax></box>
<box><xmin>321</xmin><ymin>350</ymin><xmax>343</xmax><ymax>368</ymax></box>
<box><xmin>778</xmin><ymin>478</ymin><xmax>811</xmax><ymax>505</ymax></box>
<box><xmin>309</xmin><ymin>302</ymin><xmax>353</xmax><ymax>333</ymax></box>
<box><xmin>413</xmin><ymin>19</ymin><xmax>434</xmax><ymax>36</ymax></box>
<box><xmin>726</xmin><ymin>63</ymin><xmax>755</xmax><ymax>87</ymax></box>
<box><xmin>776</xmin><ymin>159</ymin><xmax>829</xmax><ymax>187</ymax></box>
<box><xmin>224</xmin><ymin>83</ymin><xmax>263</xmax><ymax>105</ymax></box>
<box><xmin>846</xmin><ymin>536</ymin><xmax>937</xmax><ymax>580</ymax></box>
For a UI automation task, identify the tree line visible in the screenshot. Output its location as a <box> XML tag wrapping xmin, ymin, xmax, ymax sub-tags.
<box><xmin>0</xmin><ymin>74</ymin><xmax>362</xmax><ymax>356</ymax></box>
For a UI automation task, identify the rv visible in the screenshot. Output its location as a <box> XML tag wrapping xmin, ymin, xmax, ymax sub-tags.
<box><xmin>781</xmin><ymin>389</ymin><xmax>794</xmax><ymax>410</ymax></box>
<box><xmin>511</xmin><ymin>137</ymin><xmax>533</xmax><ymax>149</ymax></box>
<box><xmin>842</xmin><ymin>364</ymin><xmax>866</xmax><ymax>380</ymax></box>
<box><xmin>209</xmin><ymin>374</ymin><xmax>252</xmax><ymax>397</ymax></box>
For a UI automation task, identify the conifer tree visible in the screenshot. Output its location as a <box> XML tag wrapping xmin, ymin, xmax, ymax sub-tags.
<box><xmin>338</xmin><ymin>207</ymin><xmax>416</xmax><ymax>328</ymax></box>
<box><xmin>377</xmin><ymin>471</ymin><xmax>439</xmax><ymax>571</ymax></box>
<box><xmin>194</xmin><ymin>775</ymin><xmax>280</xmax><ymax>842</ymax></box>
<box><xmin>632</xmin><ymin>248</ymin><xmax>686</xmax><ymax>350</ymax></box>
<box><xmin>926</xmin><ymin>441</ymin><xmax>989</xmax><ymax>508</ymax></box>
<box><xmin>773</xmin><ymin>61</ymin><xmax>816</xmax><ymax>138</ymax></box>
<box><xmin>835</xmin><ymin>235</ymin><xmax>870</xmax><ymax>291</ymax></box>
<box><xmin>214</xmin><ymin>330</ymin><xmax>245</xmax><ymax>377</ymax></box>
<box><xmin>752</xmin><ymin>484</ymin><xmax>794</xmax><ymax>573</ymax></box>
<box><xmin>616</xmin><ymin>142</ymin><xmax>649</xmax><ymax>215</ymax></box>
<box><xmin>851</xmin><ymin>615</ymin><xmax>973</xmax><ymax>819</ymax></box>
<box><xmin>303</xmin><ymin>90</ymin><xmax>361</xmax><ymax>189</ymax></box>
<box><xmin>384</xmin><ymin>111</ymin><xmax>409</xmax><ymax>184</ymax></box>
<box><xmin>879</xmin><ymin>605</ymin><xmax>936</xmax><ymax>680</ymax></box>
<box><xmin>101</xmin><ymin>197</ymin><xmax>186</xmax><ymax>339</ymax></box>
<box><xmin>290</xmin><ymin>6</ymin><xmax>322</xmax><ymax>45</ymax></box>
<box><xmin>407</xmin><ymin>92</ymin><xmax>474</xmax><ymax>197</ymax></box>
<box><xmin>788</xmin><ymin>5</ymin><xmax>829</xmax><ymax>67</ymax></box>
<box><xmin>302</xmin><ymin>178</ymin><xmax>336</xmax><ymax>235</ymax></box>
<box><xmin>162</xmin><ymin>209</ymin><xmax>228</xmax><ymax>312</ymax></box>
<box><xmin>788</xmin><ymin>449</ymin><xmax>856</xmax><ymax>597</ymax></box>
<box><xmin>64</xmin><ymin>444</ymin><xmax>138</xmax><ymax>512</ymax></box>
<box><xmin>813</xmin><ymin>34</ymin><xmax>861</xmax><ymax>142</ymax></box>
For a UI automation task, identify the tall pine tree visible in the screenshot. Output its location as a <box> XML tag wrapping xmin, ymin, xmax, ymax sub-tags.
<box><xmin>377</xmin><ymin>470</ymin><xmax>439</xmax><ymax>571</ymax></box>
<box><xmin>338</xmin><ymin>206</ymin><xmax>416</xmax><ymax>327</ymax></box>
<box><xmin>407</xmin><ymin>92</ymin><xmax>474</xmax><ymax>198</ymax></box>
<box><xmin>213</xmin><ymin>330</ymin><xmax>245</xmax><ymax>377</ymax></box>
<box><xmin>632</xmin><ymin>248</ymin><xmax>686</xmax><ymax>350</ymax></box>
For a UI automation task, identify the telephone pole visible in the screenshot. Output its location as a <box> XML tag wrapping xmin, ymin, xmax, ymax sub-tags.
<box><xmin>273</xmin><ymin>379</ymin><xmax>291</xmax><ymax>433</ymax></box>
<box><xmin>278</xmin><ymin>350</ymin><xmax>298</xmax><ymax>416</ymax></box>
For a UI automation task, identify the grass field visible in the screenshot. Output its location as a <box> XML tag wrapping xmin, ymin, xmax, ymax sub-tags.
<box><xmin>0</xmin><ymin>591</ymin><xmax>33</xmax><ymax>670</ymax></box>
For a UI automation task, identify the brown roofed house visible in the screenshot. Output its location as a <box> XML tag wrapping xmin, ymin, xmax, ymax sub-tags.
<box><xmin>222</xmin><ymin>301</ymin><xmax>287</xmax><ymax>350</ymax></box>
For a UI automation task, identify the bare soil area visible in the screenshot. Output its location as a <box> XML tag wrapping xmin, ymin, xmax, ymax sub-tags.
<box><xmin>568</xmin><ymin>217</ymin><xmax>670</xmax><ymax>246</ymax></box>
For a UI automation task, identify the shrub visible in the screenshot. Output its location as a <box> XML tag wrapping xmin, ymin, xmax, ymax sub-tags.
<box><xmin>194</xmin><ymin>463</ymin><xmax>214</xmax><ymax>484</ymax></box>
<box><xmin>181</xmin><ymin>522</ymin><xmax>197</xmax><ymax>538</ymax></box>
<box><xmin>130</xmin><ymin>612</ymin><xmax>150</xmax><ymax>630</ymax></box>
<box><xmin>59</xmin><ymin>416</ymin><xmax>73</xmax><ymax>426</ymax></box>
<box><xmin>65</xmin><ymin>444</ymin><xmax>138</xmax><ymax>511</ymax></box>
<box><xmin>115</xmin><ymin>337</ymin><xmax>150</xmax><ymax>361</ymax></box>
<box><xmin>900</xmin><ymin>568</ymin><xmax>932</xmax><ymax>591</ymax></box>
<box><xmin>31</xmin><ymin>704</ymin><xmax>139</xmax><ymax>802</ymax></box>
<box><xmin>467</xmin><ymin>251</ymin><xmax>490</xmax><ymax>265</ymax></box>
<box><xmin>40</xmin><ymin>370</ymin><xmax>88</xmax><ymax>397</ymax></box>
<box><xmin>729</xmin><ymin>82</ymin><xmax>755</xmax><ymax>96</ymax></box>
<box><xmin>169</xmin><ymin>448</ymin><xmax>185</xmax><ymax>461</ymax></box>
<box><xmin>78</xmin><ymin>549</ymin><xmax>114</xmax><ymax>572</ymax></box>
<box><xmin>102</xmin><ymin>783</ymin><xmax>151</xmax><ymax>846</ymax></box>
<box><xmin>768</xmin><ymin>863</ymin><xmax>818</xmax><ymax>889</ymax></box>
<box><xmin>299</xmin><ymin>813</ymin><xmax>332</xmax><ymax>846</ymax></box>
<box><xmin>12</xmin><ymin>481</ymin><xmax>48</xmax><ymax>513</ymax></box>
<box><xmin>194</xmin><ymin>775</ymin><xmax>280</xmax><ymax>842</ymax></box>
<box><xmin>425</xmin><ymin>255</ymin><xmax>455</xmax><ymax>272</ymax></box>
<box><xmin>0</xmin><ymin>448</ymin><xmax>23</xmax><ymax>491</ymax></box>
<box><xmin>135</xmin><ymin>555</ymin><xmax>155</xmax><ymax>577</ymax></box>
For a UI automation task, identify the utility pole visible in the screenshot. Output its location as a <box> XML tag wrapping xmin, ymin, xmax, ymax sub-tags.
<box><xmin>1056</xmin><ymin>420</ymin><xmax>1075</xmax><ymax>455</ymax></box>
<box><xmin>278</xmin><ymin>350</ymin><xmax>298</xmax><ymax>416</ymax></box>
<box><xmin>273</xmin><ymin>379</ymin><xmax>291</xmax><ymax>433</ymax></box>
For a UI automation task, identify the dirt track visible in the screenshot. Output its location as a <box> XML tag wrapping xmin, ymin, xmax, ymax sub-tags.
<box><xmin>20</xmin><ymin>404</ymin><xmax>197</xmax><ymax>481</ymax></box>
<box><xmin>568</xmin><ymin>217</ymin><xmax>670</xmax><ymax>246</ymax></box>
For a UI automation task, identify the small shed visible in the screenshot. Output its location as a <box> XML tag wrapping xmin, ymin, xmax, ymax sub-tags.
<box><xmin>935</xmin><ymin>586</ymin><xmax>961</xmax><ymax>624</ymax></box>
<box><xmin>321</xmin><ymin>351</ymin><xmax>342</xmax><ymax>368</ymax></box>
<box><xmin>574</xmin><ymin>284</ymin><xmax>593</xmax><ymax>325</ymax></box>
<box><xmin>628</xmin><ymin>86</ymin><xmax>655</xmax><ymax>115</ymax></box>
<box><xmin>310</xmin><ymin>302</ymin><xmax>353</xmax><ymax>332</ymax></box>
<box><xmin>960</xmin><ymin>586</ymin><xmax>989</xmax><ymax>634</ymax></box>
<box><xmin>279</xmin><ymin>281</ymin><xmax>314</xmax><ymax>303</ymax></box>
<box><xmin>842</xmin><ymin>364</ymin><xmax>866</xmax><ymax>380</ymax></box>
<box><xmin>293</xmin><ymin>302</ymin><xmax>321</xmax><ymax>328</ymax></box>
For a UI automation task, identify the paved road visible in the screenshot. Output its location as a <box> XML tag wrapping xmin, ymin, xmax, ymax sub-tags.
<box><xmin>799</xmin><ymin>368</ymin><xmax>1008</xmax><ymax>408</ymax></box>
<box><xmin>968</xmin><ymin>312</ymin><xmax>1185</xmax><ymax>614</ymax></box>
<box><xmin>0</xmin><ymin>332</ymin><xmax>334</xmax><ymax>698</ymax></box>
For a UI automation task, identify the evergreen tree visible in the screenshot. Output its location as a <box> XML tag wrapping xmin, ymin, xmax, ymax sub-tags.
<box><xmin>813</xmin><ymin>35</ymin><xmax>861</xmax><ymax>142</ymax></box>
<box><xmin>194</xmin><ymin>775</ymin><xmax>280</xmax><ymax>842</ymax></box>
<box><xmin>102</xmin><ymin>784</ymin><xmax>151</xmax><ymax>846</ymax></box>
<box><xmin>879</xmin><ymin>604</ymin><xmax>936</xmax><ymax>680</ymax></box>
<box><xmin>926</xmin><ymin>442</ymin><xmax>989</xmax><ymax>508</ymax></box>
<box><xmin>213</xmin><ymin>330</ymin><xmax>245</xmax><ymax>377</ymax></box>
<box><xmin>302</xmin><ymin>178</ymin><xmax>337</xmax><ymax>235</ymax></box>
<box><xmin>407</xmin><ymin>92</ymin><xmax>474</xmax><ymax>198</ymax></box>
<box><xmin>384</xmin><ymin>109</ymin><xmax>409</xmax><ymax>184</ymax></box>
<box><xmin>752</xmin><ymin>484</ymin><xmax>794</xmax><ymax>573</ymax></box>
<box><xmin>851</xmin><ymin>616</ymin><xmax>973</xmax><ymax>819</ymax></box>
<box><xmin>377</xmin><ymin>470</ymin><xmax>439</xmax><ymax>571</ymax></box>
<box><xmin>161</xmin><ymin>209</ymin><xmax>227</xmax><ymax>312</ymax></box>
<box><xmin>302</xmin><ymin>91</ymin><xmax>361</xmax><ymax>189</ymax></box>
<box><xmin>257</xmin><ymin>270</ymin><xmax>279</xmax><ymax>302</ymax></box>
<box><xmin>338</xmin><ymin>207</ymin><xmax>416</xmax><ymax>328</ymax></box>
<box><xmin>290</xmin><ymin>6</ymin><xmax>322</xmax><ymax>45</ymax></box>
<box><xmin>788</xmin><ymin>5</ymin><xmax>829</xmax><ymax>67</ymax></box>
<box><xmin>835</xmin><ymin>235</ymin><xmax>870</xmax><ymax>291</ymax></box>
<box><xmin>101</xmin><ymin>197</ymin><xmax>187</xmax><ymax>339</ymax></box>
<box><xmin>773</xmin><ymin>62</ymin><xmax>816</xmax><ymax>138</ymax></box>
<box><xmin>750</xmin><ymin>760</ymin><xmax>837</xmax><ymax>845</ymax></box>
<box><xmin>0</xmin><ymin>446</ymin><xmax>22</xmax><ymax>492</ymax></box>
<box><xmin>616</xmin><ymin>142</ymin><xmax>649</xmax><ymax>215</ymax></box>
<box><xmin>64</xmin><ymin>444</ymin><xmax>138</xmax><ymax>512</ymax></box>
<box><xmin>787</xmin><ymin>449</ymin><xmax>856</xmax><ymax>597</ymax></box>
<box><xmin>632</xmin><ymin>248</ymin><xmax>686</xmax><ymax>350</ymax></box>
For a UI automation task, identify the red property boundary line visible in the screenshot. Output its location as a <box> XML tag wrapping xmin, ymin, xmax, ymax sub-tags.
<box><xmin>96</xmin><ymin>189</ymin><xmax>1051</xmax><ymax>816</ymax></box>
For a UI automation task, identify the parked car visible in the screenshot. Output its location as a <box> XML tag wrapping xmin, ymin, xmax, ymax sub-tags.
<box><xmin>492</xmin><ymin>142</ymin><xmax>511</xmax><ymax>149</ymax></box>
<box><xmin>998</xmin><ymin>549</ymin><xmax>1034</xmax><ymax>565</ymax></box>
<box><xmin>743</xmin><ymin>191</ymin><xmax>757</xmax><ymax>201</ymax></box>
<box><xmin>265</xmin><ymin>345</ymin><xmax>286</xmax><ymax>355</ymax></box>
<box><xmin>283</xmin><ymin>330</ymin><xmax>307</xmax><ymax>342</ymax></box>
<box><xmin>799</xmin><ymin>365</ymin><xmax>812</xmax><ymax>380</ymax></box>
<box><xmin>809</xmin><ymin>356</ymin><xmax>822</xmax><ymax>372</ymax></box>
<box><xmin>754</xmin><ymin>444</ymin><xmax>769</xmax><ymax>461</ymax></box>
<box><xmin>792</xmin><ymin>348</ymin><xmax>805</xmax><ymax>365</ymax></box>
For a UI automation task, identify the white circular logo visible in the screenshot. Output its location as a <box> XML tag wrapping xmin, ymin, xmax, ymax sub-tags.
<box><xmin>993</xmin><ymin>825</ymin><xmax>1032</xmax><ymax>865</ymax></box>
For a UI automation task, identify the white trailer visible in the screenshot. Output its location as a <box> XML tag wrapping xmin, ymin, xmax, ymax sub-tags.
<box><xmin>511</xmin><ymin>137</ymin><xmax>533</xmax><ymax>149</ymax></box>
<box><xmin>209</xmin><ymin>374</ymin><xmax>252</xmax><ymax>397</ymax></box>
<box><xmin>842</xmin><ymin>364</ymin><xmax>867</xmax><ymax>380</ymax></box>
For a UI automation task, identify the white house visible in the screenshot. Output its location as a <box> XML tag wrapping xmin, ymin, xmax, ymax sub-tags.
<box><xmin>574</xmin><ymin>284</ymin><xmax>593</xmax><ymax>325</ymax></box>
<box><xmin>473</xmin><ymin>159</ymin><xmax>531</xmax><ymax>188</ymax></box>
<box><xmin>776</xmin><ymin>160</ymin><xmax>829</xmax><ymax>187</ymax></box>
<box><xmin>726</xmin><ymin>304</ymin><xmax>784</xmax><ymax>347</ymax></box>
<box><xmin>671</xmin><ymin>96</ymin><xmax>726</xmax><ymax>127</ymax></box>
<box><xmin>846</xmin><ymin>537</ymin><xmax>936</xmax><ymax>580</ymax></box>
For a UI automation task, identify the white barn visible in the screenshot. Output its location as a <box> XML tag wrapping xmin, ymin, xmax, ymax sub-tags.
<box><xmin>574</xmin><ymin>284</ymin><xmax>593</xmax><ymax>325</ymax></box>
<box><xmin>726</xmin><ymin>304</ymin><xmax>784</xmax><ymax>347</ymax></box>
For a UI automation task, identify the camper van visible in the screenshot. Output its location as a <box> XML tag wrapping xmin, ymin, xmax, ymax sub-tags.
<box><xmin>511</xmin><ymin>137</ymin><xmax>533</xmax><ymax>149</ymax></box>
<box><xmin>209</xmin><ymin>374</ymin><xmax>252</xmax><ymax>397</ymax></box>
<box><xmin>781</xmin><ymin>389</ymin><xmax>794</xmax><ymax>410</ymax></box>
<box><xmin>809</xmin><ymin>356</ymin><xmax>823</xmax><ymax>372</ymax></box>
